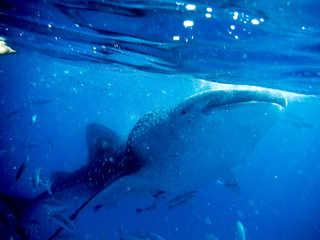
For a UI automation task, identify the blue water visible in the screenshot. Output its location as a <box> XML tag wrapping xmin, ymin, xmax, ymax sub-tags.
<box><xmin>0</xmin><ymin>0</ymin><xmax>320</xmax><ymax>239</ymax></box>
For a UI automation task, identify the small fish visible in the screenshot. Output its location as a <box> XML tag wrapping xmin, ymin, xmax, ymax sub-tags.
<box><xmin>166</xmin><ymin>191</ymin><xmax>195</xmax><ymax>210</ymax></box>
<box><xmin>282</xmin><ymin>113</ymin><xmax>315</xmax><ymax>129</ymax></box>
<box><xmin>6</xmin><ymin>99</ymin><xmax>52</xmax><ymax>120</ymax></box>
<box><xmin>0</xmin><ymin>148</ymin><xmax>10</xmax><ymax>156</ymax></box>
<box><xmin>30</xmin><ymin>99</ymin><xmax>53</xmax><ymax>106</ymax></box>
<box><xmin>119</xmin><ymin>227</ymin><xmax>165</xmax><ymax>240</ymax></box>
<box><xmin>24</xmin><ymin>143</ymin><xmax>38</xmax><ymax>150</ymax></box>
<box><xmin>40</xmin><ymin>179</ymin><xmax>53</xmax><ymax>194</ymax></box>
<box><xmin>45</xmin><ymin>140</ymin><xmax>54</xmax><ymax>149</ymax></box>
<box><xmin>42</xmin><ymin>199</ymin><xmax>70</xmax><ymax>212</ymax></box>
<box><xmin>6</xmin><ymin>108</ymin><xmax>28</xmax><ymax>119</ymax></box>
<box><xmin>289</xmin><ymin>121</ymin><xmax>314</xmax><ymax>129</ymax></box>
<box><xmin>205</xmin><ymin>233</ymin><xmax>219</xmax><ymax>240</ymax></box>
<box><xmin>136</xmin><ymin>191</ymin><xmax>165</xmax><ymax>213</ymax></box>
<box><xmin>136</xmin><ymin>202</ymin><xmax>157</xmax><ymax>214</ymax></box>
<box><xmin>166</xmin><ymin>191</ymin><xmax>196</xmax><ymax>205</ymax></box>
<box><xmin>167</xmin><ymin>198</ymin><xmax>192</xmax><ymax>210</ymax></box>
<box><xmin>235</xmin><ymin>221</ymin><xmax>246</xmax><ymax>240</ymax></box>
<box><xmin>100</xmin><ymin>233</ymin><xmax>110</xmax><ymax>240</ymax></box>
<box><xmin>0</xmin><ymin>146</ymin><xmax>16</xmax><ymax>156</ymax></box>
<box><xmin>0</xmin><ymin>40</ymin><xmax>16</xmax><ymax>55</ymax></box>
<box><xmin>0</xmin><ymin>123</ymin><xmax>16</xmax><ymax>132</ymax></box>
<box><xmin>30</xmin><ymin>114</ymin><xmax>37</xmax><ymax>125</ymax></box>
<box><xmin>48</xmin><ymin>212</ymin><xmax>75</xmax><ymax>232</ymax></box>
<box><xmin>53</xmin><ymin>233</ymin><xmax>82</xmax><ymax>239</ymax></box>
<box><xmin>32</xmin><ymin>167</ymin><xmax>43</xmax><ymax>190</ymax></box>
<box><xmin>93</xmin><ymin>204</ymin><xmax>103</xmax><ymax>212</ymax></box>
<box><xmin>16</xmin><ymin>152</ymin><xmax>30</xmax><ymax>181</ymax></box>
<box><xmin>21</xmin><ymin>218</ymin><xmax>41</xmax><ymax>228</ymax></box>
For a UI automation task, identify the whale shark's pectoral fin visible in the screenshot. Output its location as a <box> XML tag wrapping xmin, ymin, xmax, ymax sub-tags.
<box><xmin>218</xmin><ymin>170</ymin><xmax>240</xmax><ymax>195</ymax></box>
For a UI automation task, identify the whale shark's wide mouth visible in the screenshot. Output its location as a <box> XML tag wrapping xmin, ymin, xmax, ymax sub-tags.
<box><xmin>203</xmin><ymin>89</ymin><xmax>288</xmax><ymax>111</ymax></box>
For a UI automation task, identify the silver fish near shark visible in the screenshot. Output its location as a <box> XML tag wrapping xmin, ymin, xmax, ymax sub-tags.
<box><xmin>119</xmin><ymin>226</ymin><xmax>165</xmax><ymax>240</ymax></box>
<box><xmin>0</xmin><ymin>88</ymin><xmax>288</xmax><ymax>239</ymax></box>
<box><xmin>16</xmin><ymin>152</ymin><xmax>30</xmax><ymax>181</ymax></box>
<box><xmin>32</xmin><ymin>167</ymin><xmax>43</xmax><ymax>190</ymax></box>
<box><xmin>120</xmin><ymin>231</ymin><xmax>165</xmax><ymax>240</ymax></box>
<box><xmin>235</xmin><ymin>221</ymin><xmax>246</xmax><ymax>240</ymax></box>
<box><xmin>48</xmin><ymin>212</ymin><xmax>75</xmax><ymax>232</ymax></box>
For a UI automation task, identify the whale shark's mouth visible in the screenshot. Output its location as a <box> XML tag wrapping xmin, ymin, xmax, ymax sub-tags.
<box><xmin>202</xmin><ymin>89</ymin><xmax>287</xmax><ymax>112</ymax></box>
<box><xmin>203</xmin><ymin>100</ymin><xmax>286</xmax><ymax>116</ymax></box>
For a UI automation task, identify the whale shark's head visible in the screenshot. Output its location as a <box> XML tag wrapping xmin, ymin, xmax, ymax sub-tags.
<box><xmin>125</xmin><ymin>89</ymin><xmax>287</xmax><ymax>194</ymax></box>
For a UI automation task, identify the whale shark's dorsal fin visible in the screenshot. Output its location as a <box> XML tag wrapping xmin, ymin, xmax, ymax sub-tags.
<box><xmin>86</xmin><ymin>123</ymin><xmax>122</xmax><ymax>163</ymax></box>
<box><xmin>50</xmin><ymin>123</ymin><xmax>128</xmax><ymax>192</ymax></box>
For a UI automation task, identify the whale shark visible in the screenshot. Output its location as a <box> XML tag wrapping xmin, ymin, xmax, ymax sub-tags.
<box><xmin>0</xmin><ymin>88</ymin><xmax>287</xmax><ymax>239</ymax></box>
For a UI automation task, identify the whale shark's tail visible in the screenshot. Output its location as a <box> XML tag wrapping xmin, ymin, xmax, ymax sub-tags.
<box><xmin>0</xmin><ymin>123</ymin><xmax>132</xmax><ymax>239</ymax></box>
